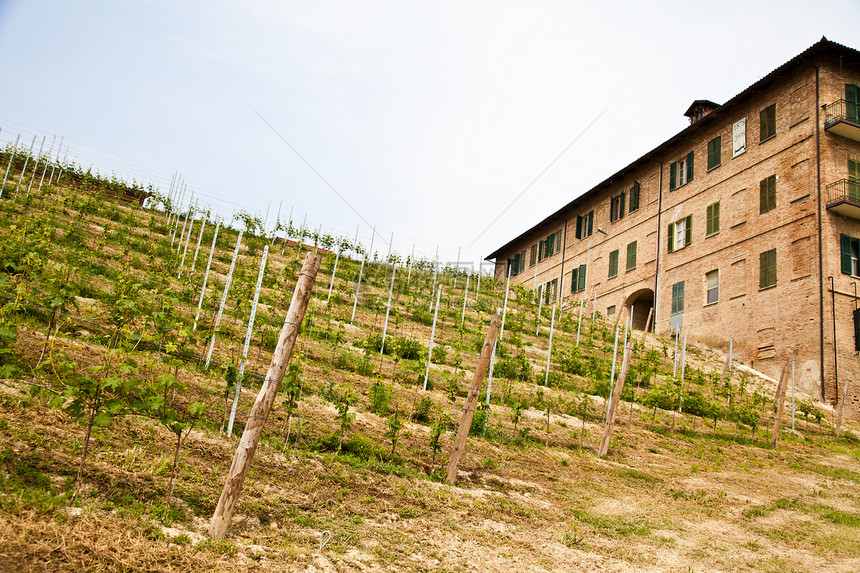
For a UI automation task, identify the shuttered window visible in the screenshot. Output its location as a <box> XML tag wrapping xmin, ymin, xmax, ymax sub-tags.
<box><xmin>570</xmin><ymin>264</ymin><xmax>587</xmax><ymax>293</ymax></box>
<box><xmin>608</xmin><ymin>250</ymin><xmax>619</xmax><ymax>278</ymax></box>
<box><xmin>846</xmin><ymin>84</ymin><xmax>859</xmax><ymax>123</ymax></box>
<box><xmin>760</xmin><ymin>175</ymin><xmax>776</xmax><ymax>214</ymax></box>
<box><xmin>707</xmin><ymin>136</ymin><xmax>721</xmax><ymax>170</ymax></box>
<box><xmin>529</xmin><ymin>244</ymin><xmax>537</xmax><ymax>267</ymax></box>
<box><xmin>706</xmin><ymin>201</ymin><xmax>720</xmax><ymax>236</ymax></box>
<box><xmin>760</xmin><ymin>104</ymin><xmax>776</xmax><ymax>141</ymax></box>
<box><xmin>671</xmin><ymin>281</ymin><xmax>685</xmax><ymax>314</ymax></box>
<box><xmin>626</xmin><ymin>241</ymin><xmax>637</xmax><ymax>271</ymax></box>
<box><xmin>668</xmin><ymin>215</ymin><xmax>693</xmax><ymax>253</ymax></box>
<box><xmin>840</xmin><ymin>233</ymin><xmax>860</xmax><ymax>277</ymax></box>
<box><xmin>629</xmin><ymin>181</ymin><xmax>640</xmax><ymax>213</ymax></box>
<box><xmin>576</xmin><ymin>210</ymin><xmax>594</xmax><ymax>239</ymax></box>
<box><xmin>669</xmin><ymin>151</ymin><xmax>694</xmax><ymax>190</ymax></box>
<box><xmin>759</xmin><ymin>249</ymin><xmax>777</xmax><ymax>289</ymax></box>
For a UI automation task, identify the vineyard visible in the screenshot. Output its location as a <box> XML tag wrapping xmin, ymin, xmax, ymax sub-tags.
<box><xmin>0</xmin><ymin>143</ymin><xmax>859</xmax><ymax>572</ymax></box>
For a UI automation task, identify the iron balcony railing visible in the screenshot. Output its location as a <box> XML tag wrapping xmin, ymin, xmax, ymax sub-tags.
<box><xmin>826</xmin><ymin>178</ymin><xmax>860</xmax><ymax>205</ymax></box>
<box><xmin>824</xmin><ymin>99</ymin><xmax>860</xmax><ymax>126</ymax></box>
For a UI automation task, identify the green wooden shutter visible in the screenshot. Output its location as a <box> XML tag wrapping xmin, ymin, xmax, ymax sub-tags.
<box><xmin>579</xmin><ymin>264</ymin><xmax>587</xmax><ymax>291</ymax></box>
<box><xmin>619</xmin><ymin>191</ymin><xmax>625</xmax><ymax>218</ymax></box>
<box><xmin>684</xmin><ymin>214</ymin><xmax>692</xmax><ymax>246</ymax></box>
<box><xmin>575</xmin><ymin>215</ymin><xmax>583</xmax><ymax>239</ymax></box>
<box><xmin>842</xmin><ymin>234</ymin><xmax>853</xmax><ymax>275</ymax></box>
<box><xmin>570</xmin><ymin>268</ymin><xmax>578</xmax><ymax>292</ymax></box>
<box><xmin>760</xmin><ymin>179</ymin><xmax>767</xmax><ymax>213</ymax></box>
<box><xmin>847</xmin><ymin>84</ymin><xmax>859</xmax><ymax>102</ymax></box>
<box><xmin>849</xmin><ymin>159</ymin><xmax>859</xmax><ymax>181</ymax></box>
<box><xmin>669</xmin><ymin>162</ymin><xmax>677</xmax><ymax>190</ymax></box>
<box><xmin>587</xmin><ymin>211</ymin><xmax>593</xmax><ymax>236</ymax></box>
<box><xmin>759</xmin><ymin>251</ymin><xmax>768</xmax><ymax>288</ymax></box>
<box><xmin>556</xmin><ymin>230</ymin><xmax>562</xmax><ymax>253</ymax></box>
<box><xmin>668</xmin><ymin>222</ymin><xmax>675</xmax><ymax>253</ymax></box>
<box><xmin>629</xmin><ymin>181</ymin><xmax>640</xmax><ymax>212</ymax></box>
<box><xmin>686</xmin><ymin>151</ymin><xmax>694</xmax><ymax>181</ymax></box>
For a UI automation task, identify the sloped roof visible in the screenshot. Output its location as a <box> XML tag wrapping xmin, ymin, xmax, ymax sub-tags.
<box><xmin>485</xmin><ymin>37</ymin><xmax>860</xmax><ymax>262</ymax></box>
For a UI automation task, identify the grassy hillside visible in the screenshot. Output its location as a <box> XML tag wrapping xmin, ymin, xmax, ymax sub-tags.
<box><xmin>0</xmin><ymin>155</ymin><xmax>858</xmax><ymax>572</ymax></box>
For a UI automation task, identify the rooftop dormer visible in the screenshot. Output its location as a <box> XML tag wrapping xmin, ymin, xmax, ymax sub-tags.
<box><xmin>684</xmin><ymin>100</ymin><xmax>720</xmax><ymax>125</ymax></box>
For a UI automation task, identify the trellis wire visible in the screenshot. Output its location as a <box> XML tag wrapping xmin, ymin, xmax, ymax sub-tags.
<box><xmin>204</xmin><ymin>230</ymin><xmax>243</xmax><ymax>367</ymax></box>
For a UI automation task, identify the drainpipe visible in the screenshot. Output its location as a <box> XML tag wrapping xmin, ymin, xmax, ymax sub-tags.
<box><xmin>830</xmin><ymin>276</ymin><xmax>839</xmax><ymax>402</ymax></box>
<box><xmin>654</xmin><ymin>157</ymin><xmax>664</xmax><ymax>332</ymax></box>
<box><xmin>815</xmin><ymin>63</ymin><xmax>826</xmax><ymax>402</ymax></box>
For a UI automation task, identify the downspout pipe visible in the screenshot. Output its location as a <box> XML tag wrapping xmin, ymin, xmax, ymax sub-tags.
<box><xmin>654</xmin><ymin>157</ymin><xmax>664</xmax><ymax>332</ymax></box>
<box><xmin>830</xmin><ymin>276</ymin><xmax>838</xmax><ymax>402</ymax></box>
<box><xmin>815</xmin><ymin>63</ymin><xmax>827</xmax><ymax>402</ymax></box>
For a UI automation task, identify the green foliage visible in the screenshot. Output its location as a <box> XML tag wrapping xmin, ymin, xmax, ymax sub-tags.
<box><xmin>494</xmin><ymin>350</ymin><xmax>532</xmax><ymax>382</ymax></box>
<box><xmin>369</xmin><ymin>380</ymin><xmax>392</xmax><ymax>415</ymax></box>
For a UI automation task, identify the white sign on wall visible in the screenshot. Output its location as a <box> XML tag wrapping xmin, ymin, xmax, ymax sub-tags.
<box><xmin>733</xmin><ymin>118</ymin><xmax>747</xmax><ymax>158</ymax></box>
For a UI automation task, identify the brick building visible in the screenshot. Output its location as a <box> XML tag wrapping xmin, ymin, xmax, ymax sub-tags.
<box><xmin>487</xmin><ymin>38</ymin><xmax>860</xmax><ymax>415</ymax></box>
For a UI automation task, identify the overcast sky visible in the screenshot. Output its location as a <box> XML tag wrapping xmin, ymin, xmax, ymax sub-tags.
<box><xmin>0</xmin><ymin>1</ymin><xmax>858</xmax><ymax>270</ymax></box>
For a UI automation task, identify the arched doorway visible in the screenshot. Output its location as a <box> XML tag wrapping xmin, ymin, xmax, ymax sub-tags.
<box><xmin>624</xmin><ymin>288</ymin><xmax>654</xmax><ymax>331</ymax></box>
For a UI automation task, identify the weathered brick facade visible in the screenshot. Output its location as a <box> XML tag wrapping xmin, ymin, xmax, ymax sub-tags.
<box><xmin>488</xmin><ymin>38</ymin><xmax>860</xmax><ymax>417</ymax></box>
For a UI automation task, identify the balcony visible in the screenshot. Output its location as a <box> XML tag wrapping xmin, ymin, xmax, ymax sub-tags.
<box><xmin>823</xmin><ymin>99</ymin><xmax>860</xmax><ymax>141</ymax></box>
<box><xmin>826</xmin><ymin>179</ymin><xmax>860</xmax><ymax>218</ymax></box>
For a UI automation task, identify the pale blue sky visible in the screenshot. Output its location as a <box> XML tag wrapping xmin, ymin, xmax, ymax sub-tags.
<box><xmin>1</xmin><ymin>1</ymin><xmax>858</xmax><ymax>269</ymax></box>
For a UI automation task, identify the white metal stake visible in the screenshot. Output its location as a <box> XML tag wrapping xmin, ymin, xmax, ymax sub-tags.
<box><xmin>271</xmin><ymin>200</ymin><xmax>282</xmax><ymax>245</ymax></box>
<box><xmin>37</xmin><ymin>135</ymin><xmax>55</xmax><ymax>191</ymax></box>
<box><xmin>188</xmin><ymin>218</ymin><xmax>207</xmax><ymax>279</ymax></box>
<box><xmin>177</xmin><ymin>193</ymin><xmax>194</xmax><ymax>252</ymax></box>
<box><xmin>327</xmin><ymin>245</ymin><xmax>341</xmax><ymax>301</ymax></box>
<box><xmin>406</xmin><ymin>243</ymin><xmax>415</xmax><ymax>286</ymax></box>
<box><xmin>313</xmin><ymin>223</ymin><xmax>322</xmax><ymax>252</ymax></box>
<box><xmin>350</xmin><ymin>226</ymin><xmax>374</xmax><ymax>323</ymax></box>
<box><xmin>294</xmin><ymin>213</ymin><xmax>307</xmax><ymax>260</ymax></box>
<box><xmin>178</xmin><ymin>217</ymin><xmax>195</xmax><ymax>278</ymax></box>
<box><xmin>576</xmin><ymin>293</ymin><xmax>585</xmax><ymax>346</ymax></box>
<box><xmin>55</xmin><ymin>147</ymin><xmax>68</xmax><ymax>185</ymax></box>
<box><xmin>544</xmin><ymin>306</ymin><xmax>557</xmax><ymax>387</ymax></box>
<box><xmin>591</xmin><ymin>290</ymin><xmax>597</xmax><ymax>321</ymax></box>
<box><xmin>166</xmin><ymin>171</ymin><xmax>177</xmax><ymax>210</ymax></box>
<box><xmin>791</xmin><ymin>360</ymin><xmax>796</xmax><ymax>430</ymax></box>
<box><xmin>679</xmin><ymin>330</ymin><xmax>688</xmax><ymax>413</ymax></box>
<box><xmin>227</xmin><ymin>245</ymin><xmax>269</xmax><ymax>435</ymax></box>
<box><xmin>14</xmin><ymin>134</ymin><xmax>36</xmax><ymax>199</ymax></box>
<box><xmin>499</xmin><ymin>271</ymin><xmax>511</xmax><ymax>341</ymax></box>
<box><xmin>26</xmin><ymin>135</ymin><xmax>45</xmax><ymax>196</ymax></box>
<box><xmin>673</xmin><ymin>329</ymin><xmax>680</xmax><ymax>377</ymax></box>
<box><xmin>727</xmin><ymin>339</ymin><xmax>733</xmax><ymax>380</ymax></box>
<box><xmin>351</xmin><ymin>258</ymin><xmax>366</xmax><ymax>324</ymax></box>
<box><xmin>460</xmin><ymin>275</ymin><xmax>470</xmax><ymax>325</ymax></box>
<box><xmin>385</xmin><ymin>232</ymin><xmax>394</xmax><ymax>264</ymax></box>
<box><xmin>422</xmin><ymin>285</ymin><xmax>443</xmax><ymax>391</ymax></box>
<box><xmin>380</xmin><ymin>264</ymin><xmax>397</xmax><ymax>354</ymax></box>
<box><xmin>606</xmin><ymin>326</ymin><xmax>620</xmax><ymax>420</ymax></box>
<box><xmin>194</xmin><ymin>221</ymin><xmax>221</xmax><ymax>331</ymax></box>
<box><xmin>205</xmin><ymin>231</ymin><xmax>244</xmax><ymax>367</ymax></box>
<box><xmin>532</xmin><ymin>260</ymin><xmax>538</xmax><ymax>291</ymax></box>
<box><xmin>1</xmin><ymin>134</ymin><xmax>20</xmax><ymax>196</ymax></box>
<box><xmin>367</xmin><ymin>227</ymin><xmax>375</xmax><ymax>263</ymax></box>
<box><xmin>47</xmin><ymin>136</ymin><xmax>63</xmax><ymax>187</ymax></box>
<box><xmin>475</xmin><ymin>258</ymin><xmax>482</xmax><ymax>302</ymax></box>
<box><xmin>486</xmin><ymin>341</ymin><xmax>497</xmax><ymax>405</ymax></box>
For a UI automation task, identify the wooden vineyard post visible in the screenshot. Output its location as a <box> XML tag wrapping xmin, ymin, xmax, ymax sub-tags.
<box><xmin>598</xmin><ymin>341</ymin><xmax>633</xmax><ymax>457</ymax></box>
<box><xmin>719</xmin><ymin>339</ymin><xmax>733</xmax><ymax>386</ymax></box>
<box><xmin>209</xmin><ymin>251</ymin><xmax>321</xmax><ymax>540</ymax></box>
<box><xmin>770</xmin><ymin>350</ymin><xmax>798</xmax><ymax>448</ymax></box>
<box><xmin>641</xmin><ymin>307</ymin><xmax>654</xmax><ymax>344</ymax></box>
<box><xmin>835</xmin><ymin>379</ymin><xmax>851</xmax><ymax>438</ymax></box>
<box><xmin>445</xmin><ymin>313</ymin><xmax>501</xmax><ymax>485</ymax></box>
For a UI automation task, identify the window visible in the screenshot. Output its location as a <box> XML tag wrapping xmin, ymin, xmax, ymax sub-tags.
<box><xmin>544</xmin><ymin>278</ymin><xmax>558</xmax><ymax>304</ymax></box>
<box><xmin>671</xmin><ymin>281</ymin><xmax>685</xmax><ymax>314</ymax></box>
<box><xmin>610</xmin><ymin>191</ymin><xmax>626</xmax><ymax>223</ymax></box>
<box><xmin>626</xmin><ymin>241</ymin><xmax>637</xmax><ymax>271</ymax></box>
<box><xmin>667</xmin><ymin>215</ymin><xmax>692</xmax><ymax>253</ymax></box>
<box><xmin>669</xmin><ymin>151</ymin><xmax>695</xmax><ymax>190</ymax></box>
<box><xmin>707</xmin><ymin>136</ymin><xmax>721</xmax><ymax>170</ymax></box>
<box><xmin>575</xmin><ymin>210</ymin><xmax>594</xmax><ymax>239</ymax></box>
<box><xmin>760</xmin><ymin>104</ymin><xmax>776</xmax><ymax>141</ymax></box>
<box><xmin>759</xmin><ymin>249</ymin><xmax>777</xmax><ymax>289</ymax></box>
<box><xmin>847</xmin><ymin>84</ymin><xmax>859</xmax><ymax>123</ymax></box>
<box><xmin>570</xmin><ymin>264</ymin><xmax>587</xmax><ymax>293</ymax></box>
<box><xmin>840</xmin><ymin>234</ymin><xmax>860</xmax><ymax>277</ymax></box>
<box><xmin>539</xmin><ymin>230</ymin><xmax>561</xmax><ymax>261</ymax></box>
<box><xmin>608</xmin><ymin>249</ymin><xmax>619</xmax><ymax>278</ymax></box>
<box><xmin>509</xmin><ymin>250</ymin><xmax>526</xmax><ymax>276</ymax></box>
<box><xmin>706</xmin><ymin>201</ymin><xmax>720</xmax><ymax>236</ymax></box>
<box><xmin>706</xmin><ymin>270</ymin><xmax>719</xmax><ymax>304</ymax></box>
<box><xmin>850</xmin><ymin>159</ymin><xmax>860</xmax><ymax>201</ymax></box>
<box><xmin>529</xmin><ymin>243</ymin><xmax>537</xmax><ymax>267</ymax></box>
<box><xmin>607</xmin><ymin>305</ymin><xmax>616</xmax><ymax>316</ymax></box>
<box><xmin>629</xmin><ymin>181</ymin><xmax>640</xmax><ymax>213</ymax></box>
<box><xmin>760</xmin><ymin>175</ymin><xmax>776</xmax><ymax>214</ymax></box>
